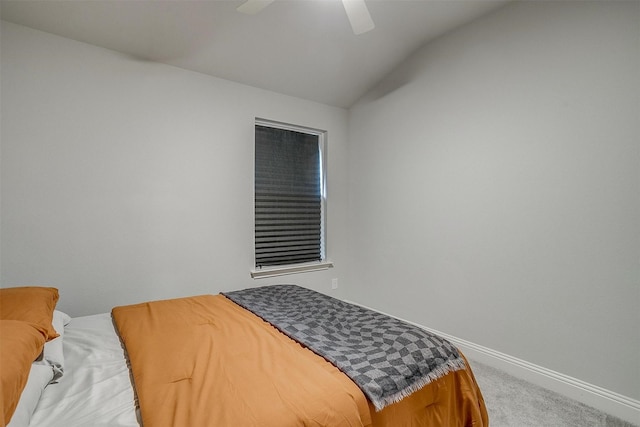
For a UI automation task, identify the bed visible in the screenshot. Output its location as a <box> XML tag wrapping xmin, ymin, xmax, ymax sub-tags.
<box><xmin>1</xmin><ymin>285</ymin><xmax>488</xmax><ymax>427</ymax></box>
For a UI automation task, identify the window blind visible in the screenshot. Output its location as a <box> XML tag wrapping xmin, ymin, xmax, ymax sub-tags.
<box><xmin>254</xmin><ymin>125</ymin><xmax>322</xmax><ymax>267</ymax></box>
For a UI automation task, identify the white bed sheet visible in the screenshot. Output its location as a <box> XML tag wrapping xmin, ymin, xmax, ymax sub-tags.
<box><xmin>29</xmin><ymin>313</ymin><xmax>140</xmax><ymax>427</ymax></box>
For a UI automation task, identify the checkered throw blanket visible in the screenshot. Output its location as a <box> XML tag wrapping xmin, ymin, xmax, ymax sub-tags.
<box><xmin>222</xmin><ymin>284</ymin><xmax>466</xmax><ymax>410</ymax></box>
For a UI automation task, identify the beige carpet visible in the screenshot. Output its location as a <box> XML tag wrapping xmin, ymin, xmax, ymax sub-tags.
<box><xmin>468</xmin><ymin>359</ymin><xmax>638</xmax><ymax>427</ymax></box>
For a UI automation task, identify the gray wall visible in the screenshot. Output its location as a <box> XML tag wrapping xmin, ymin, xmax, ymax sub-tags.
<box><xmin>0</xmin><ymin>22</ymin><xmax>350</xmax><ymax>316</ymax></box>
<box><xmin>347</xmin><ymin>1</ymin><xmax>639</xmax><ymax>400</ymax></box>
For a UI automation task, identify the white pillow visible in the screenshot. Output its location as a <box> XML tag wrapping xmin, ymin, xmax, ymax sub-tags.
<box><xmin>7</xmin><ymin>364</ymin><xmax>54</xmax><ymax>427</ymax></box>
<box><xmin>34</xmin><ymin>310</ymin><xmax>71</xmax><ymax>381</ymax></box>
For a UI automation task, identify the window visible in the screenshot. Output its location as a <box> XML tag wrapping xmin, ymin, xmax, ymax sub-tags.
<box><xmin>253</xmin><ymin>119</ymin><xmax>330</xmax><ymax>277</ymax></box>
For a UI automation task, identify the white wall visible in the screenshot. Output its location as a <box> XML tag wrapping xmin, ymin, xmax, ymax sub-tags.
<box><xmin>347</xmin><ymin>1</ymin><xmax>639</xmax><ymax>401</ymax></box>
<box><xmin>0</xmin><ymin>22</ymin><xmax>350</xmax><ymax>316</ymax></box>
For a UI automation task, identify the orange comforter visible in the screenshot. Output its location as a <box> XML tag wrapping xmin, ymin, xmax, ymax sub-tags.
<box><xmin>112</xmin><ymin>294</ymin><xmax>487</xmax><ymax>427</ymax></box>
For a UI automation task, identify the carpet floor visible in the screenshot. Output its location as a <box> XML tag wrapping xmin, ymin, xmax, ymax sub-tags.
<box><xmin>468</xmin><ymin>359</ymin><xmax>639</xmax><ymax>427</ymax></box>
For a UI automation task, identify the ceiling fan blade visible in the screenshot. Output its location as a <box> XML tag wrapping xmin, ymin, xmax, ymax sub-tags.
<box><xmin>342</xmin><ymin>0</ymin><xmax>375</xmax><ymax>35</ymax></box>
<box><xmin>237</xmin><ymin>0</ymin><xmax>275</xmax><ymax>15</ymax></box>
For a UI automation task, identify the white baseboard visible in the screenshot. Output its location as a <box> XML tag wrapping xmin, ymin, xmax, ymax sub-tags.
<box><xmin>343</xmin><ymin>299</ymin><xmax>640</xmax><ymax>426</ymax></box>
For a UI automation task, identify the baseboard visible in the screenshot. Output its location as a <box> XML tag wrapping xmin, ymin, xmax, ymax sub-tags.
<box><xmin>344</xmin><ymin>299</ymin><xmax>640</xmax><ymax>426</ymax></box>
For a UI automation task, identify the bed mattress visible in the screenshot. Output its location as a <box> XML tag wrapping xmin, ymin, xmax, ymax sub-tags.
<box><xmin>25</xmin><ymin>292</ymin><xmax>487</xmax><ymax>427</ymax></box>
<box><xmin>112</xmin><ymin>292</ymin><xmax>488</xmax><ymax>427</ymax></box>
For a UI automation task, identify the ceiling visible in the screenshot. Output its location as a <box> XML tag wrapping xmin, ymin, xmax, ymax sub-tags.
<box><xmin>1</xmin><ymin>0</ymin><xmax>509</xmax><ymax>108</ymax></box>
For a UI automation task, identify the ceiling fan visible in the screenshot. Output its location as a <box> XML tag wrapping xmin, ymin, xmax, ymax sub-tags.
<box><xmin>237</xmin><ymin>0</ymin><xmax>375</xmax><ymax>35</ymax></box>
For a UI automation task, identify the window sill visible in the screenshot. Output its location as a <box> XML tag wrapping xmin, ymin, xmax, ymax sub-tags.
<box><xmin>251</xmin><ymin>261</ymin><xmax>334</xmax><ymax>279</ymax></box>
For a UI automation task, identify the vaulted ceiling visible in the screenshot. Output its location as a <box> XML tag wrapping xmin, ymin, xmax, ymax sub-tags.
<box><xmin>1</xmin><ymin>0</ymin><xmax>509</xmax><ymax>108</ymax></box>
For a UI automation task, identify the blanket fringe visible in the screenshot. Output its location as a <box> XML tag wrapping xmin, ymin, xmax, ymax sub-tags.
<box><xmin>370</xmin><ymin>357</ymin><xmax>467</xmax><ymax>411</ymax></box>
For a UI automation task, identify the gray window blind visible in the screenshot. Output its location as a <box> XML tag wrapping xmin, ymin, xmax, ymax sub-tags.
<box><xmin>255</xmin><ymin>125</ymin><xmax>322</xmax><ymax>267</ymax></box>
